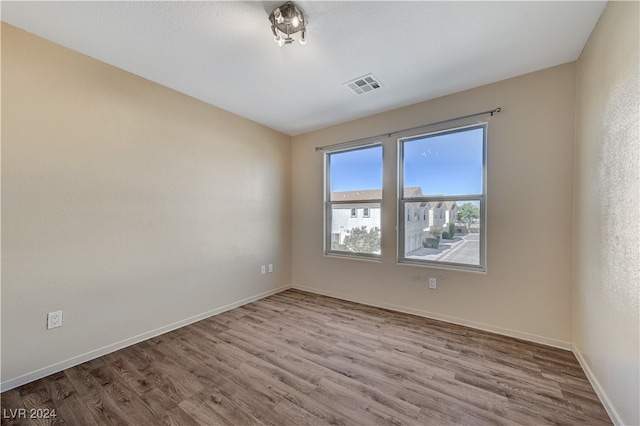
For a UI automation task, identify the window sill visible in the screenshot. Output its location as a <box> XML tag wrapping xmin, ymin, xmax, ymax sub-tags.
<box><xmin>397</xmin><ymin>259</ymin><xmax>486</xmax><ymax>274</ymax></box>
<box><xmin>324</xmin><ymin>252</ymin><xmax>382</xmax><ymax>263</ymax></box>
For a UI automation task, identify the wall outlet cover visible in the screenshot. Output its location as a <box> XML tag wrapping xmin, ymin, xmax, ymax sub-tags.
<box><xmin>47</xmin><ymin>311</ymin><xmax>63</xmax><ymax>329</ymax></box>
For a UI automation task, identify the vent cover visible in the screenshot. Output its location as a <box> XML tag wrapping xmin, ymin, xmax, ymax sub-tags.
<box><xmin>344</xmin><ymin>74</ymin><xmax>382</xmax><ymax>95</ymax></box>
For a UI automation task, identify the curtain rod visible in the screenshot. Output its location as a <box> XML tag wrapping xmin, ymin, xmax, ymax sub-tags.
<box><xmin>315</xmin><ymin>107</ymin><xmax>501</xmax><ymax>152</ymax></box>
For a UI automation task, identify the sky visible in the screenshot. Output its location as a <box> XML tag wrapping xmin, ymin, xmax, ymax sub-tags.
<box><xmin>330</xmin><ymin>145</ymin><xmax>383</xmax><ymax>192</ymax></box>
<box><xmin>330</xmin><ymin>127</ymin><xmax>484</xmax><ymax>195</ymax></box>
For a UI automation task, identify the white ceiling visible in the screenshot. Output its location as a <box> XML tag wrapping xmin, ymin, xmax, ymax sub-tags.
<box><xmin>1</xmin><ymin>1</ymin><xmax>606</xmax><ymax>136</ymax></box>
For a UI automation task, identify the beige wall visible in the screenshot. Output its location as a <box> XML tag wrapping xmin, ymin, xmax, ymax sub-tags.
<box><xmin>3</xmin><ymin>4</ymin><xmax>638</xmax><ymax>421</ymax></box>
<box><xmin>573</xmin><ymin>2</ymin><xmax>640</xmax><ymax>425</ymax></box>
<box><xmin>292</xmin><ymin>63</ymin><xmax>576</xmax><ymax>348</ymax></box>
<box><xmin>1</xmin><ymin>24</ymin><xmax>292</xmax><ymax>387</ymax></box>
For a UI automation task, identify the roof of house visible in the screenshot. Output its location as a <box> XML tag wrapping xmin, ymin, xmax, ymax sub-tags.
<box><xmin>330</xmin><ymin>188</ymin><xmax>459</xmax><ymax>211</ymax></box>
<box><xmin>331</xmin><ymin>187</ymin><xmax>423</xmax><ymax>201</ymax></box>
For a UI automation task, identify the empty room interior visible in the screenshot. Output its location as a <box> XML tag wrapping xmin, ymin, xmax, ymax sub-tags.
<box><xmin>1</xmin><ymin>1</ymin><xmax>638</xmax><ymax>425</ymax></box>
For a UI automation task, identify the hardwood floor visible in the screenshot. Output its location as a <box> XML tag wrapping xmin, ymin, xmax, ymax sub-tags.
<box><xmin>1</xmin><ymin>289</ymin><xmax>611</xmax><ymax>425</ymax></box>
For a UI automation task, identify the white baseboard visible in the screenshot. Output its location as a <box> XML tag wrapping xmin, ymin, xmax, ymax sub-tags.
<box><xmin>0</xmin><ymin>284</ymin><xmax>292</xmax><ymax>393</ymax></box>
<box><xmin>292</xmin><ymin>284</ymin><xmax>572</xmax><ymax>351</ymax></box>
<box><xmin>5</xmin><ymin>283</ymin><xmax>619</xmax><ymax>424</ymax></box>
<box><xmin>571</xmin><ymin>344</ymin><xmax>622</xmax><ymax>425</ymax></box>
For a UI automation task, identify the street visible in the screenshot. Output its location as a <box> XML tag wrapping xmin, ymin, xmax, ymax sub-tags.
<box><xmin>407</xmin><ymin>233</ymin><xmax>480</xmax><ymax>266</ymax></box>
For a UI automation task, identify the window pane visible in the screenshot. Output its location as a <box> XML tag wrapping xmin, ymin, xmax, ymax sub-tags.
<box><xmin>330</xmin><ymin>204</ymin><xmax>381</xmax><ymax>255</ymax></box>
<box><xmin>403</xmin><ymin>199</ymin><xmax>481</xmax><ymax>267</ymax></box>
<box><xmin>326</xmin><ymin>144</ymin><xmax>383</xmax><ymax>259</ymax></box>
<box><xmin>399</xmin><ymin>124</ymin><xmax>486</xmax><ymax>271</ymax></box>
<box><xmin>329</xmin><ymin>146</ymin><xmax>382</xmax><ymax>201</ymax></box>
<box><xmin>403</xmin><ymin>127</ymin><xmax>483</xmax><ymax>197</ymax></box>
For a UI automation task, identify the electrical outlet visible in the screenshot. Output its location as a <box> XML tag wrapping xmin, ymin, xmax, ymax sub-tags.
<box><xmin>429</xmin><ymin>278</ymin><xmax>437</xmax><ymax>289</ymax></box>
<box><xmin>47</xmin><ymin>311</ymin><xmax>63</xmax><ymax>329</ymax></box>
<box><xmin>261</xmin><ymin>265</ymin><xmax>266</xmax><ymax>274</ymax></box>
<box><xmin>268</xmin><ymin>264</ymin><xmax>273</xmax><ymax>273</ymax></box>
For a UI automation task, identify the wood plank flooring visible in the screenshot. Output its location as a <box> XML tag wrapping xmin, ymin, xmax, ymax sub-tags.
<box><xmin>1</xmin><ymin>289</ymin><xmax>612</xmax><ymax>425</ymax></box>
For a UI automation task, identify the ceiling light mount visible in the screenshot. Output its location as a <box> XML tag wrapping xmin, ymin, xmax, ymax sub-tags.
<box><xmin>269</xmin><ymin>1</ymin><xmax>307</xmax><ymax>47</ymax></box>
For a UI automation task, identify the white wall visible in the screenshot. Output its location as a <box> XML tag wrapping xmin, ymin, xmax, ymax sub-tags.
<box><xmin>331</xmin><ymin>206</ymin><xmax>381</xmax><ymax>246</ymax></box>
<box><xmin>573</xmin><ymin>2</ymin><xmax>640</xmax><ymax>424</ymax></box>
<box><xmin>292</xmin><ymin>63</ymin><xmax>576</xmax><ymax>348</ymax></box>
<box><xmin>1</xmin><ymin>24</ymin><xmax>292</xmax><ymax>388</ymax></box>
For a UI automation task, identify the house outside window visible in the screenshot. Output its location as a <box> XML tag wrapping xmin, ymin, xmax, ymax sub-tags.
<box><xmin>398</xmin><ymin>124</ymin><xmax>486</xmax><ymax>271</ymax></box>
<box><xmin>325</xmin><ymin>144</ymin><xmax>383</xmax><ymax>258</ymax></box>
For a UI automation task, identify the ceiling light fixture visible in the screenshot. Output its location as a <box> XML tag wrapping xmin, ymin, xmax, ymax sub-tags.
<box><xmin>269</xmin><ymin>1</ymin><xmax>307</xmax><ymax>47</ymax></box>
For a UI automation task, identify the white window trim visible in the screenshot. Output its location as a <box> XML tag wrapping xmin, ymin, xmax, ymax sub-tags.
<box><xmin>397</xmin><ymin>123</ymin><xmax>487</xmax><ymax>272</ymax></box>
<box><xmin>324</xmin><ymin>144</ymin><xmax>383</xmax><ymax>260</ymax></box>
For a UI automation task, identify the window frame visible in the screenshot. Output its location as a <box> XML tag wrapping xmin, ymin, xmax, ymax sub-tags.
<box><xmin>397</xmin><ymin>123</ymin><xmax>487</xmax><ymax>272</ymax></box>
<box><xmin>324</xmin><ymin>143</ymin><xmax>383</xmax><ymax>260</ymax></box>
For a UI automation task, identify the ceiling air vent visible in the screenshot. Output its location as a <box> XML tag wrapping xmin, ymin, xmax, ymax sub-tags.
<box><xmin>344</xmin><ymin>74</ymin><xmax>382</xmax><ymax>95</ymax></box>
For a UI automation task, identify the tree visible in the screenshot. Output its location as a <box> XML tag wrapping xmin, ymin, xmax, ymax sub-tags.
<box><xmin>448</xmin><ymin>220</ymin><xmax>456</xmax><ymax>238</ymax></box>
<box><xmin>339</xmin><ymin>226</ymin><xmax>380</xmax><ymax>254</ymax></box>
<box><xmin>429</xmin><ymin>225</ymin><xmax>443</xmax><ymax>239</ymax></box>
<box><xmin>457</xmin><ymin>203</ymin><xmax>479</xmax><ymax>232</ymax></box>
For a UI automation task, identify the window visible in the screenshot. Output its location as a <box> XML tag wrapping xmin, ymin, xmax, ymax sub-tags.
<box><xmin>398</xmin><ymin>124</ymin><xmax>486</xmax><ymax>271</ymax></box>
<box><xmin>325</xmin><ymin>144</ymin><xmax>382</xmax><ymax>258</ymax></box>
